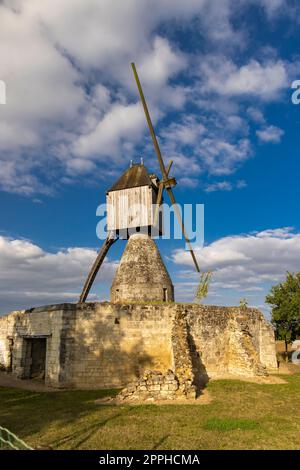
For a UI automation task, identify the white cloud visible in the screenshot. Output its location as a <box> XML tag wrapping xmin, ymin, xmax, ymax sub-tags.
<box><xmin>204</xmin><ymin>179</ymin><xmax>247</xmax><ymax>193</ymax></box>
<box><xmin>160</xmin><ymin>117</ymin><xmax>205</xmax><ymax>147</ymax></box>
<box><xmin>205</xmin><ymin>181</ymin><xmax>233</xmax><ymax>193</ymax></box>
<box><xmin>3</xmin><ymin>227</ymin><xmax>298</xmax><ymax>317</ymax></box>
<box><xmin>236</xmin><ymin>179</ymin><xmax>247</xmax><ymax>189</ymax></box>
<box><xmin>177</xmin><ymin>177</ymin><xmax>199</xmax><ymax>188</ymax></box>
<box><xmin>74</xmin><ymin>102</ymin><xmax>146</xmax><ymax>160</ymax></box>
<box><xmin>199</xmin><ymin>56</ymin><xmax>288</xmax><ymax>100</ymax></box>
<box><xmin>247</xmin><ymin>107</ymin><xmax>266</xmax><ymax>124</ymax></box>
<box><xmin>0</xmin><ymin>236</ymin><xmax>117</xmax><ymax>314</ymax></box>
<box><xmin>0</xmin><ymin>160</ymin><xmax>53</xmax><ymax>196</ymax></box>
<box><xmin>172</xmin><ymin>227</ymin><xmax>300</xmax><ymax>312</ymax></box>
<box><xmin>256</xmin><ymin>125</ymin><xmax>284</xmax><ymax>143</ymax></box>
<box><xmin>159</xmin><ymin>113</ymin><xmax>251</xmax><ymax>179</ymax></box>
<box><xmin>257</xmin><ymin>0</ymin><xmax>285</xmax><ymax>17</ymax></box>
<box><xmin>256</xmin><ymin>227</ymin><xmax>295</xmax><ymax>238</ymax></box>
<box><xmin>71</xmin><ymin>35</ymin><xmax>188</xmax><ymax>163</ymax></box>
<box><xmin>29</xmin><ymin>0</ymin><xmax>203</xmax><ymax>70</ymax></box>
<box><xmin>0</xmin><ymin>0</ymin><xmax>296</xmax><ymax>195</ymax></box>
<box><xmin>200</xmin><ymin>137</ymin><xmax>252</xmax><ymax>175</ymax></box>
<box><xmin>0</xmin><ymin>2</ymin><xmax>193</xmax><ymax>194</ymax></box>
<box><xmin>0</xmin><ymin>4</ymin><xmax>85</xmax><ymax>148</ymax></box>
<box><xmin>137</xmin><ymin>37</ymin><xmax>187</xmax><ymax>92</ymax></box>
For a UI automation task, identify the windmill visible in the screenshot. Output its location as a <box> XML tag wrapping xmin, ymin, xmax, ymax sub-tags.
<box><xmin>79</xmin><ymin>63</ymin><xmax>200</xmax><ymax>303</ymax></box>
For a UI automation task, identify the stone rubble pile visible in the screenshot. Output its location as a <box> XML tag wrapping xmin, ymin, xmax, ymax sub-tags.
<box><xmin>117</xmin><ymin>369</ymin><xmax>196</xmax><ymax>402</ymax></box>
<box><xmin>117</xmin><ymin>310</ymin><xmax>197</xmax><ymax>403</ymax></box>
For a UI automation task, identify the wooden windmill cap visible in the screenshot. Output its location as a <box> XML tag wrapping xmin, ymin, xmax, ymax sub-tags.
<box><xmin>107</xmin><ymin>163</ymin><xmax>156</xmax><ymax>193</ymax></box>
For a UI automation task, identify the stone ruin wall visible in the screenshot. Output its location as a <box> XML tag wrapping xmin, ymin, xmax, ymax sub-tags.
<box><xmin>60</xmin><ymin>303</ymin><xmax>174</xmax><ymax>389</ymax></box>
<box><xmin>0</xmin><ymin>302</ymin><xmax>277</xmax><ymax>389</ymax></box>
<box><xmin>0</xmin><ymin>311</ymin><xmax>17</xmax><ymax>368</ymax></box>
<box><xmin>0</xmin><ymin>305</ymin><xmax>65</xmax><ymax>384</ymax></box>
<box><xmin>186</xmin><ymin>304</ymin><xmax>277</xmax><ymax>377</ymax></box>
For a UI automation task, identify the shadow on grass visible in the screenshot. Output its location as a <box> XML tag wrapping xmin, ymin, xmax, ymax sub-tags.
<box><xmin>51</xmin><ymin>407</ymin><xmax>134</xmax><ymax>450</ymax></box>
<box><xmin>152</xmin><ymin>435</ymin><xmax>170</xmax><ymax>450</ymax></box>
<box><xmin>0</xmin><ymin>387</ymin><xmax>119</xmax><ymax>446</ymax></box>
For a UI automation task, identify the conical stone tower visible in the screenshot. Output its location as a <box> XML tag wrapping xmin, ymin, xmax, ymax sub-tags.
<box><xmin>111</xmin><ymin>233</ymin><xmax>174</xmax><ymax>303</ymax></box>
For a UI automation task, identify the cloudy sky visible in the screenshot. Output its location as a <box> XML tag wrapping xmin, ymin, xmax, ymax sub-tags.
<box><xmin>0</xmin><ymin>0</ymin><xmax>300</xmax><ymax>316</ymax></box>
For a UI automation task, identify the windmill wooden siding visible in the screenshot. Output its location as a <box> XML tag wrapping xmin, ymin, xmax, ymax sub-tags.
<box><xmin>107</xmin><ymin>186</ymin><xmax>157</xmax><ymax>231</ymax></box>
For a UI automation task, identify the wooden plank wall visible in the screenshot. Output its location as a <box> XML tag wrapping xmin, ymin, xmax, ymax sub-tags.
<box><xmin>107</xmin><ymin>186</ymin><xmax>156</xmax><ymax>230</ymax></box>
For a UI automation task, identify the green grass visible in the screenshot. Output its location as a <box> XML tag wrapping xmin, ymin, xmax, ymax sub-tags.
<box><xmin>0</xmin><ymin>373</ymin><xmax>300</xmax><ymax>450</ymax></box>
<box><xmin>202</xmin><ymin>418</ymin><xmax>259</xmax><ymax>432</ymax></box>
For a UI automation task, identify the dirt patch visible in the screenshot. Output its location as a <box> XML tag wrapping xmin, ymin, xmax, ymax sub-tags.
<box><xmin>209</xmin><ymin>373</ymin><xmax>288</xmax><ymax>385</ymax></box>
<box><xmin>0</xmin><ymin>371</ymin><xmax>59</xmax><ymax>392</ymax></box>
<box><xmin>95</xmin><ymin>387</ymin><xmax>212</xmax><ymax>406</ymax></box>
<box><xmin>278</xmin><ymin>362</ymin><xmax>300</xmax><ymax>375</ymax></box>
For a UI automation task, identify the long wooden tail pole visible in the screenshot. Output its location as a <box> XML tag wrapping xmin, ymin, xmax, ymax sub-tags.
<box><xmin>131</xmin><ymin>62</ymin><xmax>200</xmax><ymax>272</ymax></box>
<box><xmin>79</xmin><ymin>234</ymin><xmax>117</xmax><ymax>302</ymax></box>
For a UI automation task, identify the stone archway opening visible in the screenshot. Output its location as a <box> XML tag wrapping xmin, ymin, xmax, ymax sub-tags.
<box><xmin>23</xmin><ymin>337</ymin><xmax>47</xmax><ymax>380</ymax></box>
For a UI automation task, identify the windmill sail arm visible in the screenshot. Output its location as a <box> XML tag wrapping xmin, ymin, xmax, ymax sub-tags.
<box><xmin>166</xmin><ymin>187</ymin><xmax>200</xmax><ymax>273</ymax></box>
<box><xmin>166</xmin><ymin>160</ymin><xmax>173</xmax><ymax>176</ymax></box>
<box><xmin>153</xmin><ymin>182</ymin><xmax>164</xmax><ymax>227</ymax></box>
<box><xmin>131</xmin><ymin>62</ymin><xmax>200</xmax><ymax>273</ymax></box>
<box><xmin>131</xmin><ymin>63</ymin><xmax>167</xmax><ymax>180</ymax></box>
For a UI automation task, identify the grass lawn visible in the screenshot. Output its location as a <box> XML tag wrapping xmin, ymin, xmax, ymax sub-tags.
<box><xmin>0</xmin><ymin>373</ymin><xmax>300</xmax><ymax>450</ymax></box>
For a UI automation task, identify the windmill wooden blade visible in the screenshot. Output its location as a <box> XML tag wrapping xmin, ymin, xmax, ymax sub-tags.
<box><xmin>131</xmin><ymin>63</ymin><xmax>168</xmax><ymax>180</ymax></box>
<box><xmin>166</xmin><ymin>186</ymin><xmax>200</xmax><ymax>273</ymax></box>
<box><xmin>153</xmin><ymin>182</ymin><xmax>164</xmax><ymax>227</ymax></box>
<box><xmin>79</xmin><ymin>234</ymin><xmax>117</xmax><ymax>302</ymax></box>
<box><xmin>131</xmin><ymin>62</ymin><xmax>200</xmax><ymax>272</ymax></box>
<box><xmin>153</xmin><ymin>160</ymin><xmax>173</xmax><ymax>226</ymax></box>
<box><xmin>166</xmin><ymin>160</ymin><xmax>173</xmax><ymax>176</ymax></box>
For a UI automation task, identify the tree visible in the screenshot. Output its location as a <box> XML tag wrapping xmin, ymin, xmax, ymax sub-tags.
<box><xmin>194</xmin><ymin>271</ymin><xmax>213</xmax><ymax>304</ymax></box>
<box><xmin>266</xmin><ymin>272</ymin><xmax>300</xmax><ymax>357</ymax></box>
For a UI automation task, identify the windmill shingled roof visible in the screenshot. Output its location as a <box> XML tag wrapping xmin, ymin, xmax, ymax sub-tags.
<box><xmin>107</xmin><ymin>164</ymin><xmax>154</xmax><ymax>192</ymax></box>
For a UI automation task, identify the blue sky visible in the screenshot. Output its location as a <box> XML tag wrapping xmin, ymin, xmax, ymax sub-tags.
<box><xmin>0</xmin><ymin>0</ymin><xmax>300</xmax><ymax>316</ymax></box>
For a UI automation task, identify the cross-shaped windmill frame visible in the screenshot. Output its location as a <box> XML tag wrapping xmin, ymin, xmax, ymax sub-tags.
<box><xmin>79</xmin><ymin>63</ymin><xmax>200</xmax><ymax>302</ymax></box>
